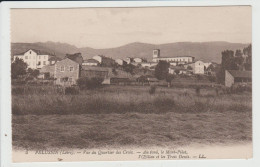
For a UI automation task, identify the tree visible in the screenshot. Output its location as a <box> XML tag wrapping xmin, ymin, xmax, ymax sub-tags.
<box><xmin>187</xmin><ymin>66</ymin><xmax>193</xmax><ymax>70</ymax></box>
<box><xmin>27</xmin><ymin>68</ymin><xmax>40</xmax><ymax>78</ymax></box>
<box><xmin>123</xmin><ymin>63</ymin><xmax>135</xmax><ymax>74</ymax></box>
<box><xmin>243</xmin><ymin>44</ymin><xmax>252</xmax><ymax>71</ymax></box>
<box><xmin>217</xmin><ymin>50</ymin><xmax>237</xmax><ymax>83</ymax></box>
<box><xmin>235</xmin><ymin>49</ymin><xmax>243</xmax><ymax>57</ymax></box>
<box><xmin>221</xmin><ymin>50</ymin><xmax>238</xmax><ymax>70</ymax></box>
<box><xmin>11</xmin><ymin>58</ymin><xmax>27</xmax><ymax>79</ymax></box>
<box><xmin>155</xmin><ymin>61</ymin><xmax>170</xmax><ymax>80</ymax></box>
<box><xmin>165</xmin><ymin>74</ymin><xmax>174</xmax><ymax>87</ymax></box>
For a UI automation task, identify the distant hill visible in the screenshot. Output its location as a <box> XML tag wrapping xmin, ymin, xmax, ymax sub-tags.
<box><xmin>11</xmin><ymin>41</ymin><xmax>249</xmax><ymax>63</ymax></box>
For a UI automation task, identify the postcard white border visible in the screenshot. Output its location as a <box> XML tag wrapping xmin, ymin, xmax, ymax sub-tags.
<box><xmin>1</xmin><ymin>0</ymin><xmax>260</xmax><ymax>167</ymax></box>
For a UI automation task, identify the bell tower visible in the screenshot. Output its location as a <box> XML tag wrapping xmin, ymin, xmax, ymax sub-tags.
<box><xmin>153</xmin><ymin>49</ymin><xmax>160</xmax><ymax>58</ymax></box>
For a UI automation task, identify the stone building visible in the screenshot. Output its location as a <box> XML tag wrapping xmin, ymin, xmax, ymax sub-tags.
<box><xmin>54</xmin><ymin>58</ymin><xmax>80</xmax><ymax>86</ymax></box>
<box><xmin>225</xmin><ymin>70</ymin><xmax>252</xmax><ymax>87</ymax></box>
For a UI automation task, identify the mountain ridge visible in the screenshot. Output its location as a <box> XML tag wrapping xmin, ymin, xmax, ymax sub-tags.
<box><xmin>11</xmin><ymin>41</ymin><xmax>250</xmax><ymax>63</ymax></box>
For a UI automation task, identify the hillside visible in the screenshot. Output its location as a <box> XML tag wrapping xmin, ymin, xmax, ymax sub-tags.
<box><xmin>11</xmin><ymin>41</ymin><xmax>249</xmax><ymax>63</ymax></box>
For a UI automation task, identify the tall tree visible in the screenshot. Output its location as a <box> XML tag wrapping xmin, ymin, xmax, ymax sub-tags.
<box><xmin>155</xmin><ymin>61</ymin><xmax>170</xmax><ymax>80</ymax></box>
<box><xmin>243</xmin><ymin>44</ymin><xmax>252</xmax><ymax>71</ymax></box>
<box><xmin>11</xmin><ymin>58</ymin><xmax>27</xmax><ymax>79</ymax></box>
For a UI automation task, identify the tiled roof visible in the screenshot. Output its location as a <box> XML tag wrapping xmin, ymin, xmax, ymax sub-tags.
<box><xmin>81</xmin><ymin>66</ymin><xmax>111</xmax><ymax>72</ymax></box>
<box><xmin>16</xmin><ymin>49</ymin><xmax>55</xmax><ymax>56</ymax></box>
<box><xmin>48</xmin><ymin>56</ymin><xmax>61</xmax><ymax>61</ymax></box>
<box><xmin>228</xmin><ymin>70</ymin><xmax>252</xmax><ymax>78</ymax></box>
<box><xmin>84</xmin><ymin>59</ymin><xmax>99</xmax><ymax>63</ymax></box>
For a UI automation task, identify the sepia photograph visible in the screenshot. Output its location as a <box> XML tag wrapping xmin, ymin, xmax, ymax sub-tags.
<box><xmin>8</xmin><ymin>5</ymin><xmax>252</xmax><ymax>162</ymax></box>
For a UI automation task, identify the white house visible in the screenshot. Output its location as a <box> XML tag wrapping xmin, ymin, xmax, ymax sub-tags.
<box><xmin>125</xmin><ymin>57</ymin><xmax>134</xmax><ymax>64</ymax></box>
<box><xmin>140</xmin><ymin>62</ymin><xmax>158</xmax><ymax>68</ymax></box>
<box><xmin>133</xmin><ymin>58</ymin><xmax>143</xmax><ymax>63</ymax></box>
<box><xmin>82</xmin><ymin>59</ymin><xmax>99</xmax><ymax>66</ymax></box>
<box><xmin>13</xmin><ymin>49</ymin><xmax>57</xmax><ymax>69</ymax></box>
<box><xmin>204</xmin><ymin>62</ymin><xmax>212</xmax><ymax>69</ymax></box>
<box><xmin>115</xmin><ymin>59</ymin><xmax>126</xmax><ymax>66</ymax></box>
<box><xmin>191</xmin><ymin>61</ymin><xmax>204</xmax><ymax>74</ymax></box>
<box><xmin>92</xmin><ymin>55</ymin><xmax>102</xmax><ymax>63</ymax></box>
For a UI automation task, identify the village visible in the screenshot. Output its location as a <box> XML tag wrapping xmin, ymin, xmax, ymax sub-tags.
<box><xmin>12</xmin><ymin>48</ymin><xmax>251</xmax><ymax>88</ymax></box>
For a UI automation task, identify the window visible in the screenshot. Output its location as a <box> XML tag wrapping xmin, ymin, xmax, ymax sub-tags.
<box><xmin>38</xmin><ymin>61</ymin><xmax>41</xmax><ymax>65</ymax></box>
<box><xmin>43</xmin><ymin>61</ymin><xmax>46</xmax><ymax>65</ymax></box>
<box><xmin>29</xmin><ymin>51</ymin><xmax>31</xmax><ymax>54</ymax></box>
<box><xmin>68</xmin><ymin>78</ymin><xmax>73</xmax><ymax>82</ymax></box>
<box><xmin>69</xmin><ymin>66</ymin><xmax>74</xmax><ymax>71</ymax></box>
<box><xmin>61</xmin><ymin>66</ymin><xmax>65</xmax><ymax>72</ymax></box>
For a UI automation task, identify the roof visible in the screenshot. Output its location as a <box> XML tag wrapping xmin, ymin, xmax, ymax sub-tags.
<box><xmin>56</xmin><ymin>58</ymin><xmax>79</xmax><ymax>65</ymax></box>
<box><xmin>227</xmin><ymin>70</ymin><xmax>252</xmax><ymax>78</ymax></box>
<box><xmin>16</xmin><ymin>49</ymin><xmax>56</xmax><ymax>56</ymax></box>
<box><xmin>82</xmin><ymin>66</ymin><xmax>111</xmax><ymax>72</ymax></box>
<box><xmin>169</xmin><ymin>66</ymin><xmax>186</xmax><ymax>70</ymax></box>
<box><xmin>40</xmin><ymin>65</ymin><xmax>55</xmax><ymax>73</ymax></box>
<box><xmin>48</xmin><ymin>56</ymin><xmax>61</xmax><ymax>61</ymax></box>
<box><xmin>83</xmin><ymin>59</ymin><xmax>99</xmax><ymax>63</ymax></box>
<box><xmin>155</xmin><ymin>55</ymin><xmax>194</xmax><ymax>58</ymax></box>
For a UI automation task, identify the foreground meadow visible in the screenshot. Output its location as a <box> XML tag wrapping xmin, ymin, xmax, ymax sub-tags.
<box><xmin>12</xmin><ymin>85</ymin><xmax>252</xmax><ymax>150</ymax></box>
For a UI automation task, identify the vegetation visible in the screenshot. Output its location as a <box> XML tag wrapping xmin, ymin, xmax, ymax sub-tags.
<box><xmin>12</xmin><ymin>85</ymin><xmax>251</xmax><ymax>149</ymax></box>
<box><xmin>11</xmin><ymin>58</ymin><xmax>27</xmax><ymax>79</ymax></box>
<box><xmin>216</xmin><ymin>44</ymin><xmax>252</xmax><ymax>83</ymax></box>
<box><xmin>155</xmin><ymin>61</ymin><xmax>170</xmax><ymax>80</ymax></box>
<box><xmin>77</xmin><ymin>77</ymin><xmax>103</xmax><ymax>90</ymax></box>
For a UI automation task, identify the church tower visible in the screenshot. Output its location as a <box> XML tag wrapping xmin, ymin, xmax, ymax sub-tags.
<box><xmin>153</xmin><ymin>49</ymin><xmax>160</xmax><ymax>58</ymax></box>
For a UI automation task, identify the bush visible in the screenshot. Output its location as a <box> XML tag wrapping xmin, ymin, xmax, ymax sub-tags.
<box><xmin>195</xmin><ymin>86</ymin><xmax>201</xmax><ymax>96</ymax></box>
<box><xmin>149</xmin><ymin>85</ymin><xmax>156</xmax><ymax>95</ymax></box>
<box><xmin>77</xmin><ymin>77</ymin><xmax>103</xmax><ymax>90</ymax></box>
<box><xmin>65</xmin><ymin>87</ymin><xmax>79</xmax><ymax>95</ymax></box>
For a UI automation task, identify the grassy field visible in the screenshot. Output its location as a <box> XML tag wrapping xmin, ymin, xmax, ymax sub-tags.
<box><xmin>12</xmin><ymin>85</ymin><xmax>252</xmax><ymax>150</ymax></box>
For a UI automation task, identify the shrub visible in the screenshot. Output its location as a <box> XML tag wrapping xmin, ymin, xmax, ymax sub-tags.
<box><xmin>195</xmin><ymin>86</ymin><xmax>201</xmax><ymax>96</ymax></box>
<box><xmin>149</xmin><ymin>85</ymin><xmax>156</xmax><ymax>95</ymax></box>
<box><xmin>65</xmin><ymin>87</ymin><xmax>79</xmax><ymax>95</ymax></box>
<box><xmin>77</xmin><ymin>77</ymin><xmax>103</xmax><ymax>90</ymax></box>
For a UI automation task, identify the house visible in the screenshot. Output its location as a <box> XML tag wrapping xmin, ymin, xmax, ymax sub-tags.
<box><xmin>54</xmin><ymin>58</ymin><xmax>80</xmax><ymax>86</ymax></box>
<box><xmin>115</xmin><ymin>59</ymin><xmax>126</xmax><ymax>66</ymax></box>
<box><xmin>225</xmin><ymin>70</ymin><xmax>252</xmax><ymax>87</ymax></box>
<box><xmin>140</xmin><ymin>62</ymin><xmax>158</xmax><ymax>68</ymax></box>
<box><xmin>92</xmin><ymin>55</ymin><xmax>115</xmax><ymax>67</ymax></box>
<box><xmin>184</xmin><ymin>60</ymin><xmax>204</xmax><ymax>74</ymax></box>
<box><xmin>169</xmin><ymin>66</ymin><xmax>188</xmax><ymax>75</ymax></box>
<box><xmin>13</xmin><ymin>49</ymin><xmax>58</xmax><ymax>69</ymax></box>
<box><xmin>82</xmin><ymin>59</ymin><xmax>100</xmax><ymax>66</ymax></box>
<box><xmin>133</xmin><ymin>58</ymin><xmax>143</xmax><ymax>63</ymax></box>
<box><xmin>204</xmin><ymin>62</ymin><xmax>212</xmax><ymax>69</ymax></box>
<box><xmin>65</xmin><ymin>53</ymin><xmax>83</xmax><ymax>65</ymax></box>
<box><xmin>152</xmin><ymin>49</ymin><xmax>195</xmax><ymax>64</ymax></box>
<box><xmin>124</xmin><ymin>57</ymin><xmax>134</xmax><ymax>64</ymax></box>
<box><xmin>39</xmin><ymin>65</ymin><xmax>55</xmax><ymax>79</ymax></box>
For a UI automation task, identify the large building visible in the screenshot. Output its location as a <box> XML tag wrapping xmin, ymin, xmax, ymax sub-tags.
<box><xmin>13</xmin><ymin>49</ymin><xmax>58</xmax><ymax>69</ymax></box>
<box><xmin>152</xmin><ymin>49</ymin><xmax>195</xmax><ymax>64</ymax></box>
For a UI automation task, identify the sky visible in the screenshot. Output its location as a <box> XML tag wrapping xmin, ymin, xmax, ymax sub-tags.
<box><xmin>11</xmin><ymin>6</ymin><xmax>251</xmax><ymax>49</ymax></box>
